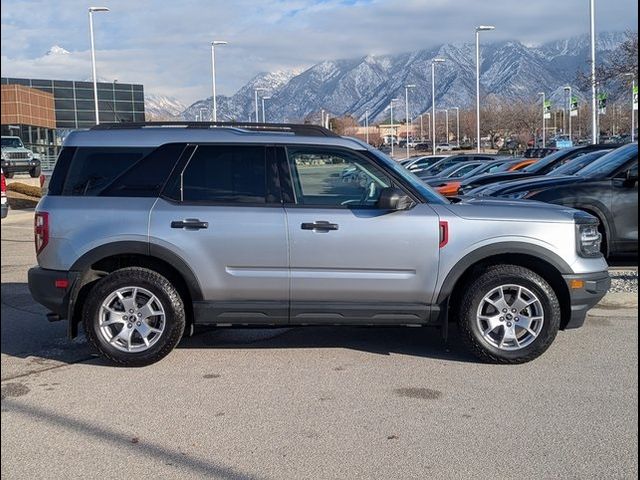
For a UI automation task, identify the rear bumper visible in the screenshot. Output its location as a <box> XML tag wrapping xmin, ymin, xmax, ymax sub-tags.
<box><xmin>562</xmin><ymin>270</ymin><xmax>611</xmax><ymax>329</ymax></box>
<box><xmin>28</xmin><ymin>267</ymin><xmax>80</xmax><ymax>320</ymax></box>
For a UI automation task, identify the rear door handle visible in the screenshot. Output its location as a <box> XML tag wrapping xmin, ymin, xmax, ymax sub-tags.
<box><xmin>301</xmin><ymin>221</ymin><xmax>339</xmax><ymax>231</ymax></box>
<box><xmin>171</xmin><ymin>219</ymin><xmax>209</xmax><ymax>230</ymax></box>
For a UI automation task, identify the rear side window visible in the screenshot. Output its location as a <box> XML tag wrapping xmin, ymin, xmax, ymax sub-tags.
<box><xmin>164</xmin><ymin>145</ymin><xmax>267</xmax><ymax>204</ymax></box>
<box><xmin>49</xmin><ymin>144</ymin><xmax>184</xmax><ymax>197</ymax></box>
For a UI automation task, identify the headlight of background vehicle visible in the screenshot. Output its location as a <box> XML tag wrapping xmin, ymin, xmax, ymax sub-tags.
<box><xmin>574</xmin><ymin>212</ymin><xmax>602</xmax><ymax>257</ymax></box>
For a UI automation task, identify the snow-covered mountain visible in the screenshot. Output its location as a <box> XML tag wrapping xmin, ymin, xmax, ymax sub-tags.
<box><xmin>154</xmin><ymin>31</ymin><xmax>630</xmax><ymax>123</ymax></box>
<box><xmin>144</xmin><ymin>94</ymin><xmax>187</xmax><ymax>120</ymax></box>
<box><xmin>46</xmin><ymin>45</ymin><xmax>71</xmax><ymax>56</ymax></box>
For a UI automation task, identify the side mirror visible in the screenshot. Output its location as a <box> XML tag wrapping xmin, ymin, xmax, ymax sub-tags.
<box><xmin>377</xmin><ymin>187</ymin><xmax>414</xmax><ymax>211</ymax></box>
<box><xmin>626</xmin><ymin>165</ymin><xmax>638</xmax><ymax>183</ymax></box>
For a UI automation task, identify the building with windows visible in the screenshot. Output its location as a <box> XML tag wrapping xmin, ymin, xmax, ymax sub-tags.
<box><xmin>1</xmin><ymin>77</ymin><xmax>145</xmax><ymax>161</ymax></box>
<box><xmin>1</xmin><ymin>84</ymin><xmax>57</xmax><ymax>159</ymax></box>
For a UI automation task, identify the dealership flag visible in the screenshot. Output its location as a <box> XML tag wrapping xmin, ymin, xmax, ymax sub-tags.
<box><xmin>634</xmin><ymin>85</ymin><xmax>638</xmax><ymax>111</ymax></box>
<box><xmin>598</xmin><ymin>92</ymin><xmax>607</xmax><ymax>115</ymax></box>
<box><xmin>544</xmin><ymin>100</ymin><xmax>552</xmax><ymax>119</ymax></box>
<box><xmin>570</xmin><ymin>96</ymin><xmax>579</xmax><ymax>117</ymax></box>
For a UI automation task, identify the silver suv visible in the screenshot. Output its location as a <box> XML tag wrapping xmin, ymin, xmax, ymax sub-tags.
<box><xmin>28</xmin><ymin>123</ymin><xmax>610</xmax><ymax>366</ymax></box>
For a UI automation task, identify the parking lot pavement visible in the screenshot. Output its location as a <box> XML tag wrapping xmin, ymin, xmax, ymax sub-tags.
<box><xmin>2</xmin><ymin>212</ymin><xmax>638</xmax><ymax>479</ymax></box>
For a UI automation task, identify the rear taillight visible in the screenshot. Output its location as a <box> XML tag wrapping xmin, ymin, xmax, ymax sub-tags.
<box><xmin>35</xmin><ymin>212</ymin><xmax>49</xmax><ymax>255</ymax></box>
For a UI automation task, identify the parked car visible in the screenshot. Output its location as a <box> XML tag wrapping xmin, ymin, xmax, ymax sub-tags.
<box><xmin>539</xmin><ymin>149</ymin><xmax>612</xmax><ymax>176</ymax></box>
<box><xmin>426</xmin><ymin>158</ymin><xmax>528</xmax><ymax>197</ymax></box>
<box><xmin>28</xmin><ymin>122</ymin><xmax>610</xmax><ymax>366</ymax></box>
<box><xmin>469</xmin><ymin>150</ymin><xmax>612</xmax><ymax>196</ymax></box>
<box><xmin>1</xmin><ymin>136</ymin><xmax>41</xmax><ymax>178</ymax></box>
<box><xmin>458</xmin><ymin>144</ymin><xmax>620</xmax><ymax>195</ymax></box>
<box><xmin>422</xmin><ymin>154</ymin><xmax>500</xmax><ymax>177</ymax></box>
<box><xmin>416</xmin><ymin>161</ymin><xmax>483</xmax><ymax>181</ymax></box>
<box><xmin>477</xmin><ymin>143</ymin><xmax>638</xmax><ymax>257</ymax></box>
<box><xmin>1</xmin><ymin>168</ymin><xmax>7</xmax><ymax>219</ymax></box>
<box><xmin>436</xmin><ymin>143</ymin><xmax>453</xmax><ymax>152</ymax></box>
<box><xmin>402</xmin><ymin>155</ymin><xmax>449</xmax><ymax>174</ymax></box>
<box><xmin>414</xmin><ymin>142</ymin><xmax>432</xmax><ymax>152</ymax></box>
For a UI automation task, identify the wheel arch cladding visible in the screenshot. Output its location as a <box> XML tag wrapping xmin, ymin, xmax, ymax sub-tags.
<box><xmin>438</xmin><ymin>243</ymin><xmax>572</xmax><ymax>330</ymax></box>
<box><xmin>67</xmin><ymin>241</ymin><xmax>202</xmax><ymax>337</ymax></box>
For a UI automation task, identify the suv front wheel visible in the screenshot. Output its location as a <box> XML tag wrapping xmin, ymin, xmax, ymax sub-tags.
<box><xmin>458</xmin><ymin>265</ymin><xmax>561</xmax><ymax>364</ymax></box>
<box><xmin>83</xmin><ymin>267</ymin><xmax>186</xmax><ymax>367</ymax></box>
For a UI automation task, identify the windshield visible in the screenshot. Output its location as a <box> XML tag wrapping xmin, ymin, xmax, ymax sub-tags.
<box><xmin>365</xmin><ymin>149</ymin><xmax>449</xmax><ymax>204</ymax></box>
<box><xmin>551</xmin><ymin>150</ymin><xmax>611</xmax><ymax>176</ymax></box>
<box><xmin>1</xmin><ymin>137</ymin><xmax>23</xmax><ymax>148</ymax></box>
<box><xmin>522</xmin><ymin>148</ymin><xmax>573</xmax><ymax>173</ymax></box>
<box><xmin>577</xmin><ymin>144</ymin><xmax>638</xmax><ymax>178</ymax></box>
<box><xmin>447</xmin><ymin>163</ymin><xmax>481</xmax><ymax>178</ymax></box>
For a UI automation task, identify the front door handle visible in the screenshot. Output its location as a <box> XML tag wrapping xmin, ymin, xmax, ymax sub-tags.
<box><xmin>171</xmin><ymin>219</ymin><xmax>209</xmax><ymax>230</ymax></box>
<box><xmin>301</xmin><ymin>221</ymin><xmax>339</xmax><ymax>231</ymax></box>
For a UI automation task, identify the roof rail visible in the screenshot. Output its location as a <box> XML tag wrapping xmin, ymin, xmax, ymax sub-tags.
<box><xmin>90</xmin><ymin>121</ymin><xmax>339</xmax><ymax>137</ymax></box>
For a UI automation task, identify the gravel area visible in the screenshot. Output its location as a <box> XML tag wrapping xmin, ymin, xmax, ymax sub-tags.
<box><xmin>608</xmin><ymin>269</ymin><xmax>638</xmax><ymax>293</ymax></box>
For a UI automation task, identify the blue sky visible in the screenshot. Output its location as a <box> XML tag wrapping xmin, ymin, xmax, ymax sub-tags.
<box><xmin>1</xmin><ymin>0</ymin><xmax>637</xmax><ymax>105</ymax></box>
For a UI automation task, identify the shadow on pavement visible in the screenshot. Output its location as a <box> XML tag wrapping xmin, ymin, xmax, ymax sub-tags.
<box><xmin>2</xmin><ymin>399</ymin><xmax>263</xmax><ymax>480</ymax></box>
<box><xmin>182</xmin><ymin>324</ymin><xmax>476</xmax><ymax>364</ymax></box>
<box><xmin>1</xmin><ymin>282</ymin><xmax>476</xmax><ymax>367</ymax></box>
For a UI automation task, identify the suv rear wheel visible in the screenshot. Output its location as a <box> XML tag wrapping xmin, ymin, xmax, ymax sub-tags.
<box><xmin>83</xmin><ymin>267</ymin><xmax>185</xmax><ymax>366</ymax></box>
<box><xmin>457</xmin><ymin>265</ymin><xmax>560</xmax><ymax>364</ymax></box>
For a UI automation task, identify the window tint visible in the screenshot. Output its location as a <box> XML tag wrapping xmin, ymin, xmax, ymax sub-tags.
<box><xmin>61</xmin><ymin>147</ymin><xmax>152</xmax><ymax>196</ymax></box>
<box><xmin>288</xmin><ymin>148</ymin><xmax>391</xmax><ymax>207</ymax></box>
<box><xmin>169</xmin><ymin>145</ymin><xmax>267</xmax><ymax>203</ymax></box>
<box><xmin>101</xmin><ymin>143</ymin><xmax>186</xmax><ymax>197</ymax></box>
<box><xmin>51</xmin><ymin>145</ymin><xmax>184</xmax><ymax>197</ymax></box>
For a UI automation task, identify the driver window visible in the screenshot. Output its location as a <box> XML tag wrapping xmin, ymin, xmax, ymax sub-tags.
<box><xmin>288</xmin><ymin>148</ymin><xmax>391</xmax><ymax>207</ymax></box>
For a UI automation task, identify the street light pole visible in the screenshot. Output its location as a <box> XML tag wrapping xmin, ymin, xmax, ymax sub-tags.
<box><xmin>451</xmin><ymin>107</ymin><xmax>460</xmax><ymax>147</ymax></box>
<box><xmin>438</xmin><ymin>109</ymin><xmax>449</xmax><ymax>145</ymax></box>
<box><xmin>475</xmin><ymin>25</ymin><xmax>495</xmax><ymax>153</ymax></box>
<box><xmin>431</xmin><ymin>59</ymin><xmax>446</xmax><ymax>155</ymax></box>
<box><xmin>210</xmin><ymin>40</ymin><xmax>228</xmax><ymax>122</ymax></box>
<box><xmin>254</xmin><ymin>88</ymin><xmax>267</xmax><ymax>122</ymax></box>
<box><xmin>590</xmin><ymin>0</ymin><xmax>598</xmax><ymax>144</ymax></box>
<box><xmin>389</xmin><ymin>98</ymin><xmax>399</xmax><ymax>157</ymax></box>
<box><xmin>405</xmin><ymin>84</ymin><xmax>416</xmax><ymax>159</ymax></box>
<box><xmin>632</xmin><ymin>78</ymin><xmax>636</xmax><ymax>142</ymax></box>
<box><xmin>261</xmin><ymin>97</ymin><xmax>271</xmax><ymax>123</ymax></box>
<box><xmin>88</xmin><ymin>6</ymin><xmax>109</xmax><ymax>125</ymax></box>
<box><xmin>564</xmin><ymin>86</ymin><xmax>572</xmax><ymax>141</ymax></box>
<box><xmin>538</xmin><ymin>92</ymin><xmax>546</xmax><ymax>147</ymax></box>
<box><xmin>365</xmin><ymin>109</ymin><xmax>370</xmax><ymax>144</ymax></box>
<box><xmin>625</xmin><ymin>73</ymin><xmax>636</xmax><ymax>142</ymax></box>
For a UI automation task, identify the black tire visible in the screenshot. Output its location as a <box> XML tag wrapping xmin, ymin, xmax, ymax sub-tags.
<box><xmin>83</xmin><ymin>267</ymin><xmax>185</xmax><ymax>367</ymax></box>
<box><xmin>4</xmin><ymin>171</ymin><xmax>14</xmax><ymax>179</ymax></box>
<box><xmin>29</xmin><ymin>166</ymin><xmax>41</xmax><ymax>178</ymax></box>
<box><xmin>457</xmin><ymin>265</ymin><xmax>561</xmax><ymax>364</ymax></box>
